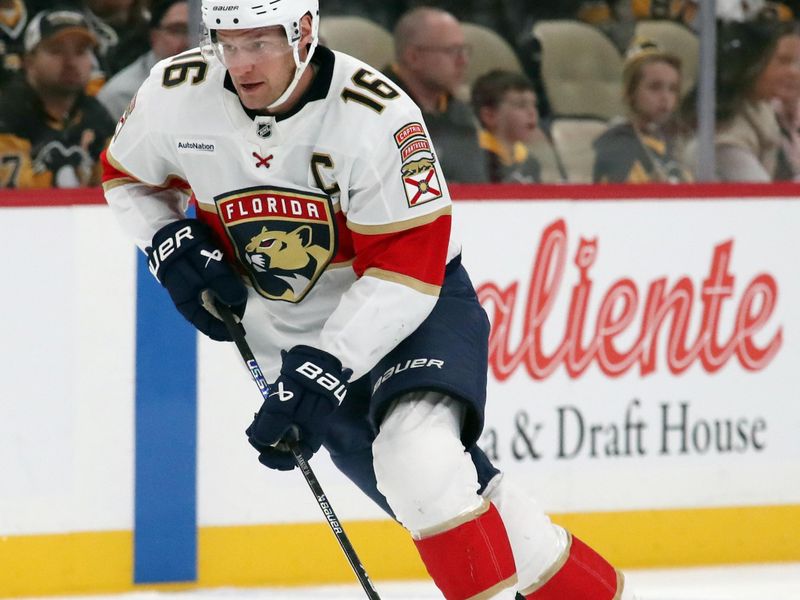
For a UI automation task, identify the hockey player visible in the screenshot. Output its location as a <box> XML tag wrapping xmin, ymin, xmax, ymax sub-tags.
<box><xmin>102</xmin><ymin>1</ymin><xmax>636</xmax><ymax>598</ymax></box>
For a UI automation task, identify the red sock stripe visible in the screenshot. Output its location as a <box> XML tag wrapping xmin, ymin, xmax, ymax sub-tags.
<box><xmin>413</xmin><ymin>502</ymin><xmax>517</xmax><ymax>600</ymax></box>
<box><xmin>524</xmin><ymin>535</ymin><xmax>619</xmax><ymax>600</ymax></box>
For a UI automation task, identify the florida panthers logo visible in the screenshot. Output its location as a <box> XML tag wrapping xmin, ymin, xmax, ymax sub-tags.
<box><xmin>401</xmin><ymin>157</ymin><xmax>435</xmax><ymax>177</ymax></box>
<box><xmin>243</xmin><ymin>224</ymin><xmax>331</xmax><ymax>299</ymax></box>
<box><xmin>215</xmin><ymin>186</ymin><xmax>336</xmax><ymax>302</ymax></box>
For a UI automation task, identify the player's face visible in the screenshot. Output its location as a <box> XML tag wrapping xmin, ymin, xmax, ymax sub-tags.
<box><xmin>26</xmin><ymin>34</ymin><xmax>94</xmax><ymax>95</ymax></box>
<box><xmin>216</xmin><ymin>26</ymin><xmax>295</xmax><ymax>110</ymax></box>
<box><xmin>495</xmin><ymin>89</ymin><xmax>539</xmax><ymax>144</ymax></box>
<box><xmin>755</xmin><ymin>33</ymin><xmax>800</xmax><ymax>105</ymax></box>
<box><xmin>630</xmin><ymin>60</ymin><xmax>680</xmax><ymax>128</ymax></box>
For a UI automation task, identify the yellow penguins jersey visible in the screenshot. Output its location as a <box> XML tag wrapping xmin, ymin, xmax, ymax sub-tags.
<box><xmin>102</xmin><ymin>46</ymin><xmax>460</xmax><ymax>379</ymax></box>
<box><xmin>0</xmin><ymin>80</ymin><xmax>115</xmax><ymax>188</ymax></box>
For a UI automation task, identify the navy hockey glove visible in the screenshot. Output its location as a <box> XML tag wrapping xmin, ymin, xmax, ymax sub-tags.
<box><xmin>246</xmin><ymin>345</ymin><xmax>351</xmax><ymax>471</ymax></box>
<box><xmin>147</xmin><ymin>218</ymin><xmax>247</xmax><ymax>341</ymax></box>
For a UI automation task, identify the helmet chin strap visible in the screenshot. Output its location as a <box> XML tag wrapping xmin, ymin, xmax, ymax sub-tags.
<box><xmin>265</xmin><ymin>39</ymin><xmax>318</xmax><ymax>111</ymax></box>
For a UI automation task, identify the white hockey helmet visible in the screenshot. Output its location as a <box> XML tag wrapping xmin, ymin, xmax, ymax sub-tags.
<box><xmin>201</xmin><ymin>0</ymin><xmax>320</xmax><ymax>109</ymax></box>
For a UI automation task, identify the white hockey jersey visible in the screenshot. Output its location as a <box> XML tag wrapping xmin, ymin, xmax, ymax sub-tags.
<box><xmin>103</xmin><ymin>46</ymin><xmax>462</xmax><ymax>380</ymax></box>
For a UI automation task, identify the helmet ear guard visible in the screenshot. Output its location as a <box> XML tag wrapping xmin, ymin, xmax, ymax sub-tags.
<box><xmin>201</xmin><ymin>0</ymin><xmax>320</xmax><ymax>109</ymax></box>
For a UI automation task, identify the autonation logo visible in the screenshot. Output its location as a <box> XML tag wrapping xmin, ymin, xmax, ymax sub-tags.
<box><xmin>177</xmin><ymin>140</ymin><xmax>215</xmax><ymax>154</ymax></box>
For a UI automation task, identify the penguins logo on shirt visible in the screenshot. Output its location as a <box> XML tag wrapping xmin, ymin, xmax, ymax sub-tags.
<box><xmin>215</xmin><ymin>186</ymin><xmax>336</xmax><ymax>302</ymax></box>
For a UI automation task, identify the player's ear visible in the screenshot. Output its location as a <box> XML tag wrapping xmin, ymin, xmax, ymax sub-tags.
<box><xmin>300</xmin><ymin>13</ymin><xmax>313</xmax><ymax>45</ymax></box>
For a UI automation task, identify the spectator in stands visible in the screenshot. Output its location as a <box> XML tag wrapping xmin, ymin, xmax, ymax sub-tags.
<box><xmin>629</xmin><ymin>0</ymin><xmax>698</xmax><ymax>24</ymax></box>
<box><xmin>90</xmin><ymin>0</ymin><xmax>151</xmax><ymax>76</ymax></box>
<box><xmin>577</xmin><ymin>0</ymin><xmax>637</xmax><ymax>52</ymax></box>
<box><xmin>687</xmin><ymin>18</ymin><xmax>795</xmax><ymax>181</ymax></box>
<box><xmin>383</xmin><ymin>7</ymin><xmax>489</xmax><ymax>183</ymax></box>
<box><xmin>765</xmin><ymin>23</ymin><xmax>800</xmax><ymax>180</ymax></box>
<box><xmin>321</xmin><ymin>0</ymin><xmax>586</xmax><ymax>46</ymax></box>
<box><xmin>593</xmin><ymin>38</ymin><xmax>691</xmax><ymax>182</ymax></box>
<box><xmin>98</xmin><ymin>0</ymin><xmax>189</xmax><ymax>119</ymax></box>
<box><xmin>575</xmin><ymin>0</ymin><xmax>695</xmax><ymax>51</ymax></box>
<box><xmin>24</xmin><ymin>0</ymin><xmax>150</xmax><ymax>87</ymax></box>
<box><xmin>404</xmin><ymin>0</ymin><xmax>518</xmax><ymax>45</ymax></box>
<box><xmin>0</xmin><ymin>10</ymin><xmax>115</xmax><ymax>187</ymax></box>
<box><xmin>578</xmin><ymin>0</ymin><xmax>791</xmax><ymax>31</ymax></box>
<box><xmin>715</xmin><ymin>0</ymin><xmax>794</xmax><ymax>23</ymax></box>
<box><xmin>0</xmin><ymin>0</ymin><xmax>31</xmax><ymax>89</ymax></box>
<box><xmin>471</xmin><ymin>69</ymin><xmax>542</xmax><ymax>183</ymax></box>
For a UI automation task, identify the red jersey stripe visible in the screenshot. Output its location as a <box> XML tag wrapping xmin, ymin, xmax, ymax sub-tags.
<box><xmin>350</xmin><ymin>214</ymin><xmax>451</xmax><ymax>288</ymax></box>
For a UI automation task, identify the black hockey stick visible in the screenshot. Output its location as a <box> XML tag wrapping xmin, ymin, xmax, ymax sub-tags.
<box><xmin>215</xmin><ymin>303</ymin><xmax>381</xmax><ymax>600</ymax></box>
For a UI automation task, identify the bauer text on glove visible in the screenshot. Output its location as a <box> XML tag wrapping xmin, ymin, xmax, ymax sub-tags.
<box><xmin>147</xmin><ymin>218</ymin><xmax>247</xmax><ymax>341</ymax></box>
<box><xmin>247</xmin><ymin>345</ymin><xmax>351</xmax><ymax>470</ymax></box>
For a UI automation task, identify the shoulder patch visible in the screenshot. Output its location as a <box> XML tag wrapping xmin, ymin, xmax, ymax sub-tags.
<box><xmin>395</xmin><ymin>122</ymin><xmax>442</xmax><ymax>207</ymax></box>
<box><xmin>394</xmin><ymin>122</ymin><xmax>426</xmax><ymax>147</ymax></box>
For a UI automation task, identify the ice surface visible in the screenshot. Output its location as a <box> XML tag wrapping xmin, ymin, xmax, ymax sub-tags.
<box><xmin>12</xmin><ymin>563</ymin><xmax>800</xmax><ymax>600</ymax></box>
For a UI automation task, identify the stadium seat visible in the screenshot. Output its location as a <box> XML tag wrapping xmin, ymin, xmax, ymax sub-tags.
<box><xmin>532</xmin><ymin>20</ymin><xmax>625</xmax><ymax>120</ymax></box>
<box><xmin>319</xmin><ymin>16</ymin><xmax>395</xmax><ymax>70</ymax></box>
<box><xmin>548</xmin><ymin>117</ymin><xmax>609</xmax><ymax>183</ymax></box>
<box><xmin>527</xmin><ymin>129</ymin><xmax>566</xmax><ymax>183</ymax></box>
<box><xmin>461</xmin><ymin>22</ymin><xmax>524</xmax><ymax>88</ymax></box>
<box><xmin>634</xmin><ymin>19</ymin><xmax>699</xmax><ymax>96</ymax></box>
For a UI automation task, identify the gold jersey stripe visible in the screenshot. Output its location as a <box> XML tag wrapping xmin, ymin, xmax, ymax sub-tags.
<box><xmin>468</xmin><ymin>574</ymin><xmax>519</xmax><ymax>600</ymax></box>
<box><xmin>328</xmin><ymin>258</ymin><xmax>356</xmax><ymax>270</ymax></box>
<box><xmin>363</xmin><ymin>267</ymin><xmax>441</xmax><ymax>296</ymax></box>
<box><xmin>105</xmin><ymin>149</ymin><xmax>190</xmax><ymax>191</ymax></box>
<box><xmin>413</xmin><ymin>498</ymin><xmax>490</xmax><ymax>540</ymax></box>
<box><xmin>613</xmin><ymin>570</ymin><xmax>625</xmax><ymax>600</ymax></box>
<box><xmin>519</xmin><ymin>532</ymin><xmax>573</xmax><ymax>596</ymax></box>
<box><xmin>348</xmin><ymin>206</ymin><xmax>451</xmax><ymax>235</ymax></box>
<box><xmin>101</xmin><ymin>176</ymin><xmax>140</xmax><ymax>192</ymax></box>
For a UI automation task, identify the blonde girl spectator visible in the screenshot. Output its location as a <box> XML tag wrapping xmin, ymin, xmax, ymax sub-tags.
<box><xmin>593</xmin><ymin>38</ymin><xmax>692</xmax><ymax>183</ymax></box>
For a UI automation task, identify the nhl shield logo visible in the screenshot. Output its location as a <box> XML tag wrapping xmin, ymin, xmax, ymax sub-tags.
<box><xmin>215</xmin><ymin>186</ymin><xmax>336</xmax><ymax>302</ymax></box>
<box><xmin>255</xmin><ymin>116</ymin><xmax>273</xmax><ymax>138</ymax></box>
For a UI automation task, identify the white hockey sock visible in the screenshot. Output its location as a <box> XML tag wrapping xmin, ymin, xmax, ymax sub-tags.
<box><xmin>482</xmin><ymin>473</ymin><xmax>568</xmax><ymax>590</ymax></box>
